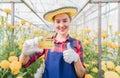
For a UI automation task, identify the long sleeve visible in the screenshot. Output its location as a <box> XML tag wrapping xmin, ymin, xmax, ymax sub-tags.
<box><xmin>23</xmin><ymin>49</ymin><xmax>46</xmax><ymax>67</ymax></box>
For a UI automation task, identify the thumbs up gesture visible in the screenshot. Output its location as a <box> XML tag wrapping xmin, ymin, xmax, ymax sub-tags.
<box><xmin>63</xmin><ymin>43</ymin><xmax>79</xmax><ymax>64</ymax></box>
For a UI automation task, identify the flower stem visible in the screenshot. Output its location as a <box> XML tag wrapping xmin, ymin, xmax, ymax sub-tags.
<box><xmin>1</xmin><ymin>69</ymin><xmax>8</xmax><ymax>78</ymax></box>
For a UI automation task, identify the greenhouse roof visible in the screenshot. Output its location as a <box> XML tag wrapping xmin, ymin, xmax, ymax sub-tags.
<box><xmin>0</xmin><ymin>0</ymin><xmax>119</xmax><ymax>30</ymax></box>
<box><xmin>0</xmin><ymin>0</ymin><xmax>91</xmax><ymax>29</ymax></box>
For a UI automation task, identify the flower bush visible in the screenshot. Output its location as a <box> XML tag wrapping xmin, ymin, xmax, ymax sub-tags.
<box><xmin>74</xmin><ymin>26</ymin><xmax>120</xmax><ymax>78</ymax></box>
<box><xmin>0</xmin><ymin>56</ymin><xmax>21</xmax><ymax>78</ymax></box>
<box><xmin>0</xmin><ymin>8</ymin><xmax>44</xmax><ymax>78</ymax></box>
<box><xmin>0</xmin><ymin>8</ymin><xmax>120</xmax><ymax>78</ymax></box>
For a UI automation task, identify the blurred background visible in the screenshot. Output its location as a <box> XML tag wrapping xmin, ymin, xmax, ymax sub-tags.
<box><xmin>0</xmin><ymin>0</ymin><xmax>120</xmax><ymax>78</ymax></box>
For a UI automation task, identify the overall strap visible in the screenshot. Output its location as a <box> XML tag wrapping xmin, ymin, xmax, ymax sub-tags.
<box><xmin>69</xmin><ymin>37</ymin><xmax>76</xmax><ymax>49</ymax></box>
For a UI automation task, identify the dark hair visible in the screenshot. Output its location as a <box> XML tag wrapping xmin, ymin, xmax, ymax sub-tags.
<box><xmin>52</xmin><ymin>13</ymin><xmax>72</xmax><ymax>21</ymax></box>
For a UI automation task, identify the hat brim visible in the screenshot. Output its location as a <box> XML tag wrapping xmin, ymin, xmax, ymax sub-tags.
<box><xmin>44</xmin><ymin>6</ymin><xmax>78</xmax><ymax>22</ymax></box>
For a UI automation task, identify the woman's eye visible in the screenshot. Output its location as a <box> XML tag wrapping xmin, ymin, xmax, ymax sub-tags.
<box><xmin>63</xmin><ymin>19</ymin><xmax>68</xmax><ymax>22</ymax></box>
<box><xmin>56</xmin><ymin>20</ymin><xmax>60</xmax><ymax>23</ymax></box>
<box><xmin>63</xmin><ymin>20</ymin><xmax>67</xmax><ymax>22</ymax></box>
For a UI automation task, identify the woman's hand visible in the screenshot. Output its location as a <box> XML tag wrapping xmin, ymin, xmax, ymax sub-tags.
<box><xmin>63</xmin><ymin>43</ymin><xmax>79</xmax><ymax>64</ymax></box>
<box><xmin>22</xmin><ymin>36</ymin><xmax>43</xmax><ymax>56</ymax></box>
<box><xmin>63</xmin><ymin>42</ymin><xmax>85</xmax><ymax>78</ymax></box>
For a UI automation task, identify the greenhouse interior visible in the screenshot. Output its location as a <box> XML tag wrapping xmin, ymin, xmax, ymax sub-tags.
<box><xmin>0</xmin><ymin>0</ymin><xmax>120</xmax><ymax>78</ymax></box>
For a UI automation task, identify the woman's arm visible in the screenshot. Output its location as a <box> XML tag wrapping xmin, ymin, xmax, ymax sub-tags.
<box><xmin>74</xmin><ymin>40</ymin><xmax>86</xmax><ymax>78</ymax></box>
<box><xmin>19</xmin><ymin>50</ymin><xmax>45</xmax><ymax>67</ymax></box>
<box><xmin>19</xmin><ymin>53</ymin><xmax>30</xmax><ymax>65</ymax></box>
<box><xmin>74</xmin><ymin>59</ymin><xmax>85</xmax><ymax>78</ymax></box>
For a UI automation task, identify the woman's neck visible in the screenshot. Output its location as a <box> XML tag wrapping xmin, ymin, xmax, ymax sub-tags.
<box><xmin>56</xmin><ymin>34</ymin><xmax>68</xmax><ymax>42</ymax></box>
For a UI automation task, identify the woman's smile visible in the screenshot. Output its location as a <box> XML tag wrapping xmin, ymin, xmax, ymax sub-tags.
<box><xmin>58</xmin><ymin>26</ymin><xmax>67</xmax><ymax>32</ymax></box>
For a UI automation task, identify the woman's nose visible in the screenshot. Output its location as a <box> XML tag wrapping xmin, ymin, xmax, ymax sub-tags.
<box><xmin>59</xmin><ymin>22</ymin><xmax>64</xmax><ymax>27</ymax></box>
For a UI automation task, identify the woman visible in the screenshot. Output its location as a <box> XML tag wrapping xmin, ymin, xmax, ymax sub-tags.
<box><xmin>19</xmin><ymin>6</ymin><xmax>85</xmax><ymax>78</ymax></box>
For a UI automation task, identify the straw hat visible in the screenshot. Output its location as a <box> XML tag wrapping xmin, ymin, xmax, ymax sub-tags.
<box><xmin>43</xmin><ymin>6</ymin><xmax>78</xmax><ymax>22</ymax></box>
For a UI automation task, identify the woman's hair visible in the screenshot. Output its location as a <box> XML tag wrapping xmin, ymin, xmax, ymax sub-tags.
<box><xmin>52</xmin><ymin>13</ymin><xmax>72</xmax><ymax>21</ymax></box>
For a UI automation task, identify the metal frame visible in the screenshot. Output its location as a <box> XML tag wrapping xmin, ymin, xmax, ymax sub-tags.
<box><xmin>0</xmin><ymin>0</ymin><xmax>50</xmax><ymax>29</ymax></box>
<box><xmin>118</xmin><ymin>2</ymin><xmax>120</xmax><ymax>56</ymax></box>
<box><xmin>10</xmin><ymin>2</ymin><xmax>15</xmax><ymax>49</ymax></box>
<box><xmin>0</xmin><ymin>0</ymin><xmax>21</xmax><ymax>3</ymax></box>
<box><xmin>77</xmin><ymin>3</ymin><xmax>118</xmax><ymax>26</ymax></box>
<box><xmin>118</xmin><ymin>2</ymin><xmax>120</xmax><ymax>35</ymax></box>
<box><xmin>20</xmin><ymin>0</ymin><xmax>50</xmax><ymax>28</ymax></box>
<box><xmin>90</xmin><ymin>0</ymin><xmax>120</xmax><ymax>3</ymax></box>
<box><xmin>98</xmin><ymin>3</ymin><xmax>102</xmax><ymax>78</ymax></box>
<box><xmin>74</xmin><ymin>0</ymin><xmax>90</xmax><ymax>19</ymax></box>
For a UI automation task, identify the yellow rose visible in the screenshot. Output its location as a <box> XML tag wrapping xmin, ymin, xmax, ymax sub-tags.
<box><xmin>102</xmin><ymin>41</ymin><xmax>110</xmax><ymax>46</ymax></box>
<box><xmin>83</xmin><ymin>40</ymin><xmax>90</xmax><ymax>46</ymax></box>
<box><xmin>11</xmin><ymin>69</ymin><xmax>20</xmax><ymax>75</ymax></box>
<box><xmin>109</xmin><ymin>43</ymin><xmax>118</xmax><ymax>49</ymax></box>
<box><xmin>101</xmin><ymin>61</ymin><xmax>107</xmax><ymax>72</ymax></box>
<box><xmin>0</xmin><ymin>60</ymin><xmax>10</xmax><ymax>69</ymax></box>
<box><xmin>16</xmin><ymin>76</ymin><xmax>23</xmax><ymax>78</ymax></box>
<box><xmin>91</xmin><ymin>61</ymin><xmax>97</xmax><ymax>65</ymax></box>
<box><xmin>15</xmin><ymin>24</ymin><xmax>19</xmax><ymax>27</ymax></box>
<box><xmin>102</xmin><ymin>66</ymin><xmax>107</xmax><ymax>72</ymax></box>
<box><xmin>10</xmin><ymin>61</ymin><xmax>22</xmax><ymax>75</ymax></box>
<box><xmin>115</xmin><ymin>66</ymin><xmax>120</xmax><ymax>74</ymax></box>
<box><xmin>21</xmin><ymin>20</ymin><xmax>26</xmax><ymax>25</ymax></box>
<box><xmin>18</xmin><ymin>44</ymin><xmax>23</xmax><ymax>50</ymax></box>
<box><xmin>84</xmin><ymin>63</ymin><xmax>89</xmax><ymax>68</ymax></box>
<box><xmin>106</xmin><ymin>61</ymin><xmax>115</xmax><ymax>70</ymax></box>
<box><xmin>84</xmin><ymin>29</ymin><xmax>91</xmax><ymax>33</ymax></box>
<box><xmin>34</xmin><ymin>30</ymin><xmax>40</xmax><ymax>34</ymax></box>
<box><xmin>91</xmin><ymin>67</ymin><xmax>98</xmax><ymax>73</ymax></box>
<box><xmin>8</xmin><ymin>56</ymin><xmax>18</xmax><ymax>62</ymax></box>
<box><xmin>9</xmin><ymin>51</ymin><xmax>15</xmax><ymax>55</ymax></box>
<box><xmin>20</xmin><ymin>38</ymin><xmax>25</xmax><ymax>44</ymax></box>
<box><xmin>104</xmin><ymin>71</ymin><xmax>120</xmax><ymax>78</ymax></box>
<box><xmin>101</xmin><ymin>30</ymin><xmax>108</xmax><ymax>39</ymax></box>
<box><xmin>10</xmin><ymin>25</ymin><xmax>16</xmax><ymax>29</ymax></box>
<box><xmin>102</xmin><ymin>32</ymin><xmax>108</xmax><ymax>39</ymax></box>
<box><xmin>3</xmin><ymin>8</ymin><xmax>12</xmax><ymax>14</ymax></box>
<box><xmin>85</xmin><ymin>74</ymin><xmax>93</xmax><ymax>78</ymax></box>
<box><xmin>115</xmin><ymin>32</ymin><xmax>120</xmax><ymax>35</ymax></box>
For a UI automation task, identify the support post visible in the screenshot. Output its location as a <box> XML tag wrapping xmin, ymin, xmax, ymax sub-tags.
<box><xmin>118</xmin><ymin>2</ymin><xmax>120</xmax><ymax>56</ymax></box>
<box><xmin>98</xmin><ymin>3</ymin><xmax>102</xmax><ymax>78</ymax></box>
<box><xmin>11</xmin><ymin>2</ymin><xmax>15</xmax><ymax>50</ymax></box>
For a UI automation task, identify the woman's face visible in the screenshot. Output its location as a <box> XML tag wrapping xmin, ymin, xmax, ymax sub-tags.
<box><xmin>54</xmin><ymin>13</ymin><xmax>71</xmax><ymax>36</ymax></box>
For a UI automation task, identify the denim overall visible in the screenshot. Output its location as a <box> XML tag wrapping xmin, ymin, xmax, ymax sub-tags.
<box><xmin>42</xmin><ymin>38</ymin><xmax>77</xmax><ymax>78</ymax></box>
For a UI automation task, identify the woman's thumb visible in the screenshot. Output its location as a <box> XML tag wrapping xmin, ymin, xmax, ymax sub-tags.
<box><xmin>67</xmin><ymin>42</ymin><xmax>72</xmax><ymax>49</ymax></box>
